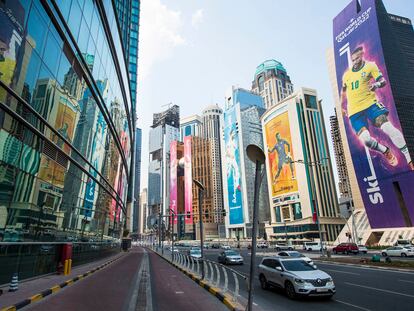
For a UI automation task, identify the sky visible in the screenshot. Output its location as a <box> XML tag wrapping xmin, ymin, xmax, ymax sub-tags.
<box><xmin>136</xmin><ymin>0</ymin><xmax>414</xmax><ymax>191</ymax></box>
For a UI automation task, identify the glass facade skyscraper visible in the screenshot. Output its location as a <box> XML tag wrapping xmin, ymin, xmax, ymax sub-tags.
<box><xmin>0</xmin><ymin>0</ymin><xmax>138</xmax><ymax>242</ymax></box>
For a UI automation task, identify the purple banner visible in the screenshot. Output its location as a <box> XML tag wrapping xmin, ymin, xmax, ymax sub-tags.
<box><xmin>170</xmin><ymin>141</ymin><xmax>178</xmax><ymax>224</ymax></box>
<box><xmin>333</xmin><ymin>0</ymin><xmax>414</xmax><ymax>228</ymax></box>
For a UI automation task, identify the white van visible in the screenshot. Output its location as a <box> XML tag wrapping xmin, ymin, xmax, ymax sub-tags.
<box><xmin>303</xmin><ymin>241</ymin><xmax>321</xmax><ymax>251</ymax></box>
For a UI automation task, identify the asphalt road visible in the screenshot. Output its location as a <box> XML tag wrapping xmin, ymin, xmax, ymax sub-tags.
<box><xmin>197</xmin><ymin>248</ymin><xmax>414</xmax><ymax>311</ymax></box>
<box><xmin>25</xmin><ymin>247</ymin><xmax>227</xmax><ymax>311</ymax></box>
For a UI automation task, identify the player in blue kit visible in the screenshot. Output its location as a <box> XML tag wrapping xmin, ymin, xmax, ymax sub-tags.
<box><xmin>268</xmin><ymin>132</ymin><xmax>295</xmax><ymax>183</ymax></box>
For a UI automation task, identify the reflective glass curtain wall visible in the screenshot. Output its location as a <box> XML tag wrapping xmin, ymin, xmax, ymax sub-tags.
<box><xmin>0</xmin><ymin>0</ymin><xmax>134</xmax><ymax>242</ymax></box>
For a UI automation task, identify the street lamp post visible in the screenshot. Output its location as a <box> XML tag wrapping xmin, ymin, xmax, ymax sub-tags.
<box><xmin>193</xmin><ymin>179</ymin><xmax>205</xmax><ymax>279</ymax></box>
<box><xmin>246</xmin><ymin>144</ymin><xmax>266</xmax><ymax>311</ymax></box>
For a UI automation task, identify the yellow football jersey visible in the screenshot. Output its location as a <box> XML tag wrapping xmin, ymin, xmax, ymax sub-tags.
<box><xmin>342</xmin><ymin>61</ymin><xmax>383</xmax><ymax>116</ymax></box>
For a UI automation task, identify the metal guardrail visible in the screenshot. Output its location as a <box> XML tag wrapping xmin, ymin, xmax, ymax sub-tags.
<box><xmin>144</xmin><ymin>243</ymin><xmax>247</xmax><ymax>305</ymax></box>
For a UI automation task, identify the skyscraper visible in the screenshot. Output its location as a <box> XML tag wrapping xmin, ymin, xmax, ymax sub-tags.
<box><xmin>251</xmin><ymin>59</ymin><xmax>294</xmax><ymax>109</ymax></box>
<box><xmin>180</xmin><ymin>114</ymin><xmax>202</xmax><ymax>140</ymax></box>
<box><xmin>148</xmin><ymin>105</ymin><xmax>180</xmax><ymax>217</ymax></box>
<box><xmin>262</xmin><ymin>88</ymin><xmax>343</xmax><ymax>242</ymax></box>
<box><xmin>201</xmin><ymin>104</ymin><xmax>224</xmax><ymax>224</ymax></box>
<box><xmin>330</xmin><ymin>109</ymin><xmax>351</xmax><ymax>199</ymax></box>
<box><xmin>0</xmin><ymin>0</ymin><xmax>138</xmax><ymax>241</ymax></box>
<box><xmin>133</xmin><ymin>128</ymin><xmax>142</xmax><ymax>233</ymax></box>
<box><xmin>221</xmin><ymin>88</ymin><xmax>269</xmax><ymax>238</ymax></box>
<box><xmin>329</xmin><ymin>0</ymin><xmax>414</xmax><ymax>245</ymax></box>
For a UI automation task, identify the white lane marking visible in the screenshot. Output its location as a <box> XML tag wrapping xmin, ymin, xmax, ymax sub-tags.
<box><xmin>317</xmin><ymin>261</ymin><xmax>414</xmax><ymax>275</ymax></box>
<box><xmin>334</xmin><ymin>299</ymin><xmax>371</xmax><ymax>311</ymax></box>
<box><xmin>253</xmin><ymin>302</ymin><xmax>258</xmax><ymax>306</ymax></box>
<box><xmin>324</xmin><ymin>269</ymin><xmax>360</xmax><ymax>275</ymax></box>
<box><xmin>344</xmin><ymin>282</ymin><xmax>414</xmax><ymax>298</ymax></box>
<box><xmin>175</xmin><ymin>291</ymin><xmax>184</xmax><ymax>294</ymax></box>
<box><xmin>399</xmin><ymin>279</ymin><xmax>414</xmax><ymax>284</ymax></box>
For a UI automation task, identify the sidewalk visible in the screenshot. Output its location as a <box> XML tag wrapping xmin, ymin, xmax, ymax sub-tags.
<box><xmin>0</xmin><ymin>251</ymin><xmax>124</xmax><ymax>309</ymax></box>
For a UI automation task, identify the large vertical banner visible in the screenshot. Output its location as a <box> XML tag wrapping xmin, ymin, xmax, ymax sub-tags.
<box><xmin>170</xmin><ymin>141</ymin><xmax>178</xmax><ymax>224</ymax></box>
<box><xmin>264</xmin><ymin>108</ymin><xmax>298</xmax><ymax>197</ymax></box>
<box><xmin>184</xmin><ymin>136</ymin><xmax>193</xmax><ymax>225</ymax></box>
<box><xmin>333</xmin><ymin>0</ymin><xmax>414</xmax><ymax>228</ymax></box>
<box><xmin>84</xmin><ymin>113</ymin><xmax>107</xmax><ymax>217</ymax></box>
<box><xmin>223</xmin><ymin>105</ymin><xmax>244</xmax><ymax>225</ymax></box>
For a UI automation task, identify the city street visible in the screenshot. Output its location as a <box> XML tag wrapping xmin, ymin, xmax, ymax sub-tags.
<box><xmin>168</xmin><ymin>247</ymin><xmax>414</xmax><ymax>311</ymax></box>
<box><xmin>23</xmin><ymin>247</ymin><xmax>227</xmax><ymax>311</ymax></box>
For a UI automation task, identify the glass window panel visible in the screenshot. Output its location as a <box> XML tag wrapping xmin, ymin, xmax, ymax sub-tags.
<box><xmin>86</xmin><ymin>34</ymin><xmax>96</xmax><ymax>58</ymax></box>
<box><xmin>77</xmin><ymin>17</ymin><xmax>89</xmax><ymax>53</ymax></box>
<box><xmin>90</xmin><ymin>8</ymin><xmax>99</xmax><ymax>42</ymax></box>
<box><xmin>55</xmin><ymin>0</ymin><xmax>72</xmax><ymax>21</ymax></box>
<box><xmin>22</xmin><ymin>48</ymin><xmax>41</xmax><ymax>97</ymax></box>
<box><xmin>56</xmin><ymin>52</ymin><xmax>71</xmax><ymax>87</ymax></box>
<box><xmin>68</xmin><ymin>0</ymin><xmax>82</xmax><ymax>40</ymax></box>
<box><xmin>82</xmin><ymin>0</ymin><xmax>94</xmax><ymax>26</ymax></box>
<box><xmin>96</xmin><ymin>26</ymin><xmax>104</xmax><ymax>57</ymax></box>
<box><xmin>26</xmin><ymin>5</ymin><xmax>47</xmax><ymax>54</ymax></box>
<box><xmin>32</xmin><ymin>0</ymin><xmax>50</xmax><ymax>26</ymax></box>
<box><xmin>43</xmin><ymin>31</ymin><xmax>62</xmax><ymax>77</ymax></box>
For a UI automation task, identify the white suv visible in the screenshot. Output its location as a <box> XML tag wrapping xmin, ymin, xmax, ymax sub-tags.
<box><xmin>258</xmin><ymin>257</ymin><xmax>335</xmax><ymax>299</ymax></box>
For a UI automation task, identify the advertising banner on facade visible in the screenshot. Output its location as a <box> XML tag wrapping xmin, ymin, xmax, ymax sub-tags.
<box><xmin>84</xmin><ymin>113</ymin><xmax>107</xmax><ymax>217</ymax></box>
<box><xmin>170</xmin><ymin>141</ymin><xmax>178</xmax><ymax>224</ymax></box>
<box><xmin>223</xmin><ymin>105</ymin><xmax>244</xmax><ymax>225</ymax></box>
<box><xmin>184</xmin><ymin>136</ymin><xmax>193</xmax><ymax>225</ymax></box>
<box><xmin>333</xmin><ymin>0</ymin><xmax>414</xmax><ymax>228</ymax></box>
<box><xmin>264</xmin><ymin>109</ymin><xmax>298</xmax><ymax>197</ymax></box>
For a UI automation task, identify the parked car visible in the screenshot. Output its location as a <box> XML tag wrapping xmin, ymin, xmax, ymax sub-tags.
<box><xmin>303</xmin><ymin>242</ymin><xmax>324</xmax><ymax>252</ymax></box>
<box><xmin>332</xmin><ymin>243</ymin><xmax>359</xmax><ymax>255</ymax></box>
<box><xmin>218</xmin><ymin>250</ymin><xmax>244</xmax><ymax>265</ymax></box>
<box><xmin>257</xmin><ymin>241</ymin><xmax>269</xmax><ymax>248</ymax></box>
<box><xmin>221</xmin><ymin>245</ymin><xmax>231</xmax><ymax>250</ymax></box>
<box><xmin>381</xmin><ymin>246</ymin><xmax>414</xmax><ymax>257</ymax></box>
<box><xmin>277</xmin><ymin>251</ymin><xmax>314</xmax><ymax>265</ymax></box>
<box><xmin>211</xmin><ymin>243</ymin><xmax>221</xmax><ymax>249</ymax></box>
<box><xmin>358</xmin><ymin>245</ymin><xmax>368</xmax><ymax>254</ymax></box>
<box><xmin>258</xmin><ymin>257</ymin><xmax>335</xmax><ymax>299</ymax></box>
<box><xmin>274</xmin><ymin>243</ymin><xmax>294</xmax><ymax>251</ymax></box>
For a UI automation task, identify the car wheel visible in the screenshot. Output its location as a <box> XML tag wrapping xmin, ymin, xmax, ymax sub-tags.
<box><xmin>259</xmin><ymin>275</ymin><xmax>269</xmax><ymax>290</ymax></box>
<box><xmin>285</xmin><ymin>281</ymin><xmax>297</xmax><ymax>299</ymax></box>
<box><xmin>288</xmin><ymin>247</ymin><xmax>293</xmax><ymax>251</ymax></box>
<box><xmin>307</xmin><ymin>248</ymin><xmax>312</xmax><ymax>251</ymax></box>
<box><xmin>345</xmin><ymin>250</ymin><xmax>349</xmax><ymax>255</ymax></box>
<box><xmin>276</xmin><ymin>247</ymin><xmax>281</xmax><ymax>251</ymax></box>
<box><xmin>382</xmin><ymin>252</ymin><xmax>387</xmax><ymax>257</ymax></box>
<box><xmin>363</xmin><ymin>251</ymin><xmax>367</xmax><ymax>254</ymax></box>
<box><xmin>401</xmin><ymin>253</ymin><xmax>407</xmax><ymax>257</ymax></box>
<box><xmin>333</xmin><ymin>250</ymin><xmax>337</xmax><ymax>254</ymax></box>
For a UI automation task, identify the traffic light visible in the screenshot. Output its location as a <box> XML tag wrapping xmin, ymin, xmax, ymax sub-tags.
<box><xmin>222</xmin><ymin>209</ymin><xmax>226</xmax><ymax>217</ymax></box>
<box><xmin>186</xmin><ymin>211</ymin><xmax>191</xmax><ymax>219</ymax></box>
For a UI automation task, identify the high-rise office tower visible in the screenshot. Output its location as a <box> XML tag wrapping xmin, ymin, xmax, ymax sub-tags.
<box><xmin>132</xmin><ymin>128</ymin><xmax>142</xmax><ymax>233</ymax></box>
<box><xmin>262</xmin><ymin>88</ymin><xmax>343</xmax><ymax>242</ymax></box>
<box><xmin>0</xmin><ymin>0</ymin><xmax>138</xmax><ymax>241</ymax></box>
<box><xmin>148</xmin><ymin>105</ymin><xmax>180</xmax><ymax>217</ymax></box>
<box><xmin>251</xmin><ymin>59</ymin><xmax>294</xmax><ymax>109</ymax></box>
<box><xmin>221</xmin><ymin>88</ymin><xmax>269</xmax><ymax>238</ymax></box>
<box><xmin>180</xmin><ymin>114</ymin><xmax>202</xmax><ymax>140</ymax></box>
<box><xmin>115</xmin><ymin>0</ymin><xmax>140</xmax><ymax>225</ymax></box>
<box><xmin>201</xmin><ymin>104</ymin><xmax>224</xmax><ymax>224</ymax></box>
<box><xmin>330</xmin><ymin>110</ymin><xmax>351</xmax><ymax>199</ymax></box>
<box><xmin>139</xmin><ymin>188</ymin><xmax>147</xmax><ymax>234</ymax></box>
<box><xmin>329</xmin><ymin>0</ymin><xmax>414</xmax><ymax>245</ymax></box>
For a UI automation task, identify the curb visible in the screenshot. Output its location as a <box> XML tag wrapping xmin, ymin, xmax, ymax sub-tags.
<box><xmin>0</xmin><ymin>254</ymin><xmax>125</xmax><ymax>311</ymax></box>
<box><xmin>315</xmin><ymin>259</ymin><xmax>414</xmax><ymax>272</ymax></box>
<box><xmin>148</xmin><ymin>248</ymin><xmax>244</xmax><ymax>311</ymax></box>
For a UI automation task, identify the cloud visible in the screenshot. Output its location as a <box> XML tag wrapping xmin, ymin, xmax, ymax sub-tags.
<box><xmin>138</xmin><ymin>0</ymin><xmax>186</xmax><ymax>79</ymax></box>
<box><xmin>191</xmin><ymin>9</ymin><xmax>204</xmax><ymax>28</ymax></box>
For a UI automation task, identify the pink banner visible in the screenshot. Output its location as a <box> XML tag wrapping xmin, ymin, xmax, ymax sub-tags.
<box><xmin>184</xmin><ymin>136</ymin><xmax>193</xmax><ymax>224</ymax></box>
<box><xmin>170</xmin><ymin>141</ymin><xmax>178</xmax><ymax>224</ymax></box>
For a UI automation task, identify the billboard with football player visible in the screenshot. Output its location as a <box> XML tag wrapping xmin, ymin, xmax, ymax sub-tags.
<box><xmin>333</xmin><ymin>0</ymin><xmax>414</xmax><ymax>228</ymax></box>
<box><xmin>264</xmin><ymin>108</ymin><xmax>298</xmax><ymax>197</ymax></box>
